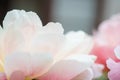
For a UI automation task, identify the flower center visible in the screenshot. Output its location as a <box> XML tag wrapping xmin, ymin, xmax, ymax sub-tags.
<box><xmin>0</xmin><ymin>60</ymin><xmax>4</xmax><ymax>72</ymax></box>
<box><xmin>25</xmin><ymin>77</ymin><xmax>31</xmax><ymax>80</ymax></box>
<box><xmin>25</xmin><ymin>77</ymin><xmax>37</xmax><ymax>80</ymax></box>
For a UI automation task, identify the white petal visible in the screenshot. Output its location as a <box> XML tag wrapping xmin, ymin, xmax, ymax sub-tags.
<box><xmin>64</xmin><ymin>54</ymin><xmax>96</xmax><ymax>68</ymax></box>
<box><xmin>3</xmin><ymin>9</ymin><xmax>42</xmax><ymax>30</ymax></box>
<box><xmin>40</xmin><ymin>60</ymin><xmax>92</xmax><ymax>80</ymax></box>
<box><xmin>0</xmin><ymin>26</ymin><xmax>5</xmax><ymax>64</ymax></box>
<box><xmin>27</xmin><ymin>11</ymin><xmax>42</xmax><ymax>29</ymax></box>
<box><xmin>31</xmin><ymin>33</ymin><xmax>65</xmax><ymax>55</ymax></box>
<box><xmin>2</xmin><ymin>10</ymin><xmax>43</xmax><ymax>54</ymax></box>
<box><xmin>91</xmin><ymin>63</ymin><xmax>104</xmax><ymax>79</ymax></box>
<box><xmin>55</xmin><ymin>31</ymin><xmax>93</xmax><ymax>61</ymax></box>
<box><xmin>42</xmin><ymin>22</ymin><xmax>64</xmax><ymax>34</ymax></box>
<box><xmin>114</xmin><ymin>46</ymin><xmax>120</xmax><ymax>59</ymax></box>
<box><xmin>4</xmin><ymin>52</ymin><xmax>53</xmax><ymax>78</ymax></box>
<box><xmin>30</xmin><ymin>53</ymin><xmax>53</xmax><ymax>78</ymax></box>
<box><xmin>64</xmin><ymin>31</ymin><xmax>93</xmax><ymax>54</ymax></box>
<box><xmin>30</xmin><ymin>22</ymin><xmax>65</xmax><ymax>54</ymax></box>
<box><xmin>0</xmin><ymin>25</ymin><xmax>3</xmax><ymax>43</ymax></box>
<box><xmin>2</xmin><ymin>29</ymin><xmax>24</xmax><ymax>54</ymax></box>
<box><xmin>3</xmin><ymin>10</ymin><xmax>42</xmax><ymax>41</ymax></box>
<box><xmin>72</xmin><ymin>68</ymin><xmax>93</xmax><ymax>80</ymax></box>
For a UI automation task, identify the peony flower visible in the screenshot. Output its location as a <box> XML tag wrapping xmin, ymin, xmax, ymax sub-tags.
<box><xmin>0</xmin><ymin>10</ymin><xmax>98</xmax><ymax>80</ymax></box>
<box><xmin>91</xmin><ymin>14</ymin><xmax>120</xmax><ymax>70</ymax></box>
<box><xmin>106</xmin><ymin>46</ymin><xmax>120</xmax><ymax>80</ymax></box>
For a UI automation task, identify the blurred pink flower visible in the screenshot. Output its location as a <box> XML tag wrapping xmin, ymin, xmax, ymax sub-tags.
<box><xmin>107</xmin><ymin>46</ymin><xmax>120</xmax><ymax>80</ymax></box>
<box><xmin>0</xmin><ymin>72</ymin><xmax>6</xmax><ymax>80</ymax></box>
<box><xmin>0</xmin><ymin>10</ymin><xmax>100</xmax><ymax>80</ymax></box>
<box><xmin>91</xmin><ymin>14</ymin><xmax>120</xmax><ymax>70</ymax></box>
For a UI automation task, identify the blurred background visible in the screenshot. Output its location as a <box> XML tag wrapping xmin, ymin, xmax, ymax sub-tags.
<box><xmin>0</xmin><ymin>0</ymin><xmax>120</xmax><ymax>34</ymax></box>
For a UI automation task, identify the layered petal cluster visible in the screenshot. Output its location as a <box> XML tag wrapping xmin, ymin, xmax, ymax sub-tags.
<box><xmin>91</xmin><ymin>14</ymin><xmax>120</xmax><ymax>70</ymax></box>
<box><xmin>0</xmin><ymin>10</ymin><xmax>100</xmax><ymax>80</ymax></box>
<box><xmin>107</xmin><ymin>46</ymin><xmax>120</xmax><ymax>80</ymax></box>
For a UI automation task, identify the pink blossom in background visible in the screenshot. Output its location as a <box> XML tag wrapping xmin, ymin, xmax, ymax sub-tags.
<box><xmin>0</xmin><ymin>10</ymin><xmax>103</xmax><ymax>80</ymax></box>
<box><xmin>91</xmin><ymin>14</ymin><xmax>120</xmax><ymax>70</ymax></box>
<box><xmin>107</xmin><ymin>46</ymin><xmax>120</xmax><ymax>80</ymax></box>
<box><xmin>0</xmin><ymin>72</ymin><xmax>6</xmax><ymax>80</ymax></box>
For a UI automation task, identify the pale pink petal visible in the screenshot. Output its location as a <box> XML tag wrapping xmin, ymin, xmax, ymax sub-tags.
<box><xmin>3</xmin><ymin>10</ymin><xmax>42</xmax><ymax>30</ymax></box>
<box><xmin>31</xmin><ymin>33</ymin><xmax>65</xmax><ymax>54</ymax></box>
<box><xmin>41</xmin><ymin>22</ymin><xmax>64</xmax><ymax>34</ymax></box>
<box><xmin>71</xmin><ymin>68</ymin><xmax>93</xmax><ymax>80</ymax></box>
<box><xmin>106</xmin><ymin>58</ymin><xmax>120</xmax><ymax>80</ymax></box>
<box><xmin>64</xmin><ymin>54</ymin><xmax>96</xmax><ymax>68</ymax></box>
<box><xmin>91</xmin><ymin>63</ymin><xmax>104</xmax><ymax>79</ymax></box>
<box><xmin>26</xmin><ymin>11</ymin><xmax>42</xmax><ymax>29</ymax></box>
<box><xmin>2</xmin><ymin>10</ymin><xmax>44</xmax><ymax>54</ymax></box>
<box><xmin>31</xmin><ymin>23</ymin><xmax>65</xmax><ymax>54</ymax></box>
<box><xmin>4</xmin><ymin>52</ymin><xmax>53</xmax><ymax>78</ymax></box>
<box><xmin>2</xmin><ymin>29</ymin><xmax>24</xmax><ymax>54</ymax></box>
<box><xmin>64</xmin><ymin>31</ymin><xmax>93</xmax><ymax>54</ymax></box>
<box><xmin>30</xmin><ymin>53</ymin><xmax>53</xmax><ymax>78</ymax></box>
<box><xmin>10</xmin><ymin>71</ymin><xmax>25</xmax><ymax>80</ymax></box>
<box><xmin>55</xmin><ymin>31</ymin><xmax>93</xmax><ymax>60</ymax></box>
<box><xmin>0</xmin><ymin>26</ymin><xmax>5</xmax><ymax>61</ymax></box>
<box><xmin>3</xmin><ymin>10</ymin><xmax>42</xmax><ymax>41</ymax></box>
<box><xmin>106</xmin><ymin>58</ymin><xmax>117</xmax><ymax>69</ymax></box>
<box><xmin>0</xmin><ymin>46</ymin><xmax>5</xmax><ymax>65</ymax></box>
<box><xmin>40</xmin><ymin>60</ymin><xmax>92</xmax><ymax>80</ymax></box>
<box><xmin>4</xmin><ymin>52</ymin><xmax>31</xmax><ymax>77</ymax></box>
<box><xmin>0</xmin><ymin>72</ymin><xmax>7</xmax><ymax>80</ymax></box>
<box><xmin>114</xmin><ymin>46</ymin><xmax>120</xmax><ymax>59</ymax></box>
<box><xmin>95</xmin><ymin>18</ymin><xmax>120</xmax><ymax>47</ymax></box>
